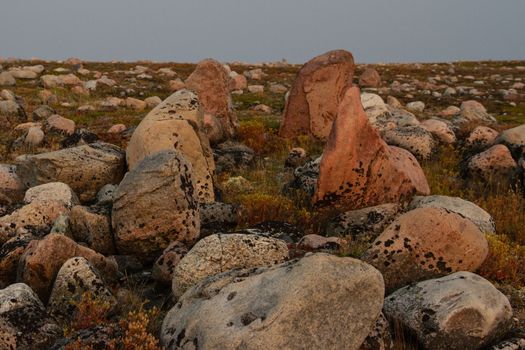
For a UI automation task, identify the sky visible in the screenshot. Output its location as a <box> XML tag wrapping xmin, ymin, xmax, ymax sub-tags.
<box><xmin>0</xmin><ymin>0</ymin><xmax>524</xmax><ymax>64</ymax></box>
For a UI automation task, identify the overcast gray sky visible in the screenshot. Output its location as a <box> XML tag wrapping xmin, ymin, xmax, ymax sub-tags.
<box><xmin>1</xmin><ymin>0</ymin><xmax>524</xmax><ymax>64</ymax></box>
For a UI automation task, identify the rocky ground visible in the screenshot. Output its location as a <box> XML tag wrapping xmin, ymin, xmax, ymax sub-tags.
<box><xmin>0</xmin><ymin>52</ymin><xmax>524</xmax><ymax>350</ymax></box>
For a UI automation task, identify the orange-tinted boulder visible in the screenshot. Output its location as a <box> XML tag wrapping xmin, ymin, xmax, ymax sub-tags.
<box><xmin>185</xmin><ymin>59</ymin><xmax>238</xmax><ymax>142</ymax></box>
<box><xmin>279</xmin><ymin>50</ymin><xmax>355</xmax><ymax>140</ymax></box>
<box><xmin>362</xmin><ymin>207</ymin><xmax>489</xmax><ymax>292</ymax></box>
<box><xmin>313</xmin><ymin>87</ymin><xmax>429</xmax><ymax>210</ymax></box>
<box><xmin>18</xmin><ymin>233</ymin><xmax>117</xmax><ymax>302</ymax></box>
<box><xmin>359</xmin><ymin>68</ymin><xmax>381</xmax><ymax>88</ymax></box>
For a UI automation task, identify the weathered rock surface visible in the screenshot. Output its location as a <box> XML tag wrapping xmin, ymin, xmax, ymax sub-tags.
<box><xmin>214</xmin><ymin>141</ymin><xmax>255</xmax><ymax>172</ymax></box>
<box><xmin>362</xmin><ymin>207</ymin><xmax>488</xmax><ymax>292</ymax></box>
<box><xmin>152</xmin><ymin>242</ymin><xmax>188</xmax><ymax>285</ymax></box>
<box><xmin>279</xmin><ymin>50</ymin><xmax>355</xmax><ymax>140</ymax></box>
<box><xmin>467</xmin><ymin>126</ymin><xmax>500</xmax><ymax>149</ymax></box>
<box><xmin>161</xmin><ymin>253</ymin><xmax>385</xmax><ymax>350</ymax></box>
<box><xmin>382</xmin><ymin>126</ymin><xmax>436</xmax><ymax>159</ymax></box>
<box><xmin>326</xmin><ymin>203</ymin><xmax>399</xmax><ymax>240</ymax></box>
<box><xmin>384</xmin><ymin>272</ymin><xmax>513</xmax><ymax>350</ymax></box>
<box><xmin>467</xmin><ymin>144</ymin><xmax>517</xmax><ymax>183</ymax></box>
<box><xmin>126</xmin><ymin>89</ymin><xmax>215</xmax><ymax>202</ymax></box>
<box><xmin>15</xmin><ymin>142</ymin><xmax>125</xmax><ymax>202</ymax></box>
<box><xmin>18</xmin><ymin>233</ymin><xmax>117</xmax><ymax>302</ymax></box>
<box><xmin>314</xmin><ymin>87</ymin><xmax>430</xmax><ymax>210</ymax></box>
<box><xmin>112</xmin><ymin>150</ymin><xmax>200</xmax><ymax>262</ymax></box>
<box><xmin>0</xmin><ymin>283</ymin><xmax>61</xmax><ymax>350</ymax></box>
<box><xmin>359</xmin><ymin>68</ymin><xmax>381</xmax><ymax>88</ymax></box>
<box><xmin>454</xmin><ymin>100</ymin><xmax>497</xmax><ymax>125</ymax></box>
<box><xmin>48</xmin><ymin>257</ymin><xmax>116</xmax><ymax>322</ymax></box>
<box><xmin>69</xmin><ymin>205</ymin><xmax>115</xmax><ymax>255</ymax></box>
<box><xmin>172</xmin><ymin>233</ymin><xmax>288</xmax><ymax>297</ymax></box>
<box><xmin>409</xmin><ymin>195</ymin><xmax>496</xmax><ymax>233</ymax></box>
<box><xmin>420</xmin><ymin>118</ymin><xmax>456</xmax><ymax>144</ymax></box>
<box><xmin>185</xmin><ymin>59</ymin><xmax>238</xmax><ymax>142</ymax></box>
<box><xmin>0</xmin><ymin>182</ymin><xmax>78</xmax><ymax>244</ymax></box>
<box><xmin>199</xmin><ymin>202</ymin><xmax>240</xmax><ymax>235</ymax></box>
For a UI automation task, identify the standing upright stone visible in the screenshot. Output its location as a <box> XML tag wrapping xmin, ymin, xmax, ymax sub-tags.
<box><xmin>314</xmin><ymin>87</ymin><xmax>429</xmax><ymax>210</ymax></box>
<box><xmin>126</xmin><ymin>90</ymin><xmax>215</xmax><ymax>202</ymax></box>
<box><xmin>279</xmin><ymin>50</ymin><xmax>355</xmax><ymax>140</ymax></box>
<box><xmin>112</xmin><ymin>150</ymin><xmax>200</xmax><ymax>262</ymax></box>
<box><xmin>185</xmin><ymin>59</ymin><xmax>238</xmax><ymax>143</ymax></box>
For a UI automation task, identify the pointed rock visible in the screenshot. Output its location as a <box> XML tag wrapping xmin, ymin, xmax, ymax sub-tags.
<box><xmin>279</xmin><ymin>50</ymin><xmax>355</xmax><ymax>140</ymax></box>
<box><xmin>185</xmin><ymin>59</ymin><xmax>238</xmax><ymax>143</ymax></box>
<box><xmin>314</xmin><ymin>87</ymin><xmax>429</xmax><ymax>210</ymax></box>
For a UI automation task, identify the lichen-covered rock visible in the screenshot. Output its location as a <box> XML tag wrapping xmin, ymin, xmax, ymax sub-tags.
<box><xmin>409</xmin><ymin>195</ymin><xmax>496</xmax><ymax>234</ymax></box>
<box><xmin>362</xmin><ymin>207</ymin><xmax>488</xmax><ymax>292</ymax></box>
<box><xmin>382</xmin><ymin>126</ymin><xmax>436</xmax><ymax>160</ymax></box>
<box><xmin>15</xmin><ymin>142</ymin><xmax>126</xmax><ymax>202</ymax></box>
<box><xmin>287</xmin><ymin>156</ymin><xmax>322</xmax><ymax>196</ymax></box>
<box><xmin>172</xmin><ymin>233</ymin><xmax>289</xmax><ymax>297</ymax></box>
<box><xmin>18</xmin><ymin>233</ymin><xmax>117</xmax><ymax>302</ymax></box>
<box><xmin>24</xmin><ymin>182</ymin><xmax>78</xmax><ymax>208</ymax></box>
<box><xmin>214</xmin><ymin>141</ymin><xmax>255</xmax><ymax>172</ymax></box>
<box><xmin>375</xmin><ymin>106</ymin><xmax>420</xmax><ymax>130</ymax></box>
<box><xmin>48</xmin><ymin>324</ymin><xmax>122</xmax><ymax>350</ymax></box>
<box><xmin>0</xmin><ymin>182</ymin><xmax>78</xmax><ymax>245</ymax></box>
<box><xmin>0</xmin><ymin>283</ymin><xmax>61</xmax><ymax>350</ymax></box>
<box><xmin>314</xmin><ymin>87</ymin><xmax>430</xmax><ymax>210</ymax></box>
<box><xmin>152</xmin><ymin>242</ymin><xmax>188</xmax><ymax>285</ymax></box>
<box><xmin>467</xmin><ymin>144</ymin><xmax>517</xmax><ymax>184</ymax></box>
<box><xmin>326</xmin><ymin>203</ymin><xmax>400</xmax><ymax>240</ymax></box>
<box><xmin>279</xmin><ymin>50</ymin><xmax>355</xmax><ymax>140</ymax></box>
<box><xmin>161</xmin><ymin>253</ymin><xmax>384</xmax><ymax>350</ymax></box>
<box><xmin>48</xmin><ymin>257</ymin><xmax>116</xmax><ymax>322</ymax></box>
<box><xmin>0</xmin><ymin>164</ymin><xmax>25</xmax><ymax>205</ymax></box>
<box><xmin>126</xmin><ymin>89</ymin><xmax>215</xmax><ymax>202</ymax></box>
<box><xmin>69</xmin><ymin>205</ymin><xmax>115</xmax><ymax>255</ymax></box>
<box><xmin>112</xmin><ymin>150</ymin><xmax>200</xmax><ymax>263</ymax></box>
<box><xmin>185</xmin><ymin>59</ymin><xmax>238</xmax><ymax>142</ymax></box>
<box><xmin>384</xmin><ymin>272</ymin><xmax>513</xmax><ymax>350</ymax></box>
<box><xmin>466</xmin><ymin>126</ymin><xmax>499</xmax><ymax>149</ymax></box>
<box><xmin>199</xmin><ymin>202</ymin><xmax>240</xmax><ymax>236</ymax></box>
<box><xmin>420</xmin><ymin>119</ymin><xmax>456</xmax><ymax>144</ymax></box>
